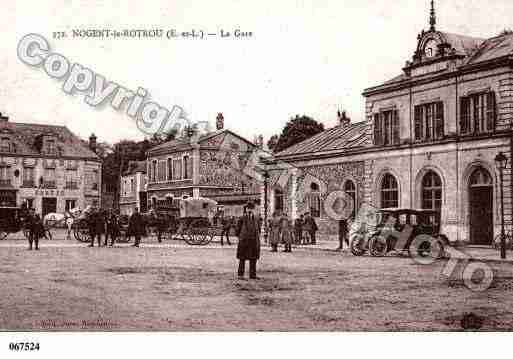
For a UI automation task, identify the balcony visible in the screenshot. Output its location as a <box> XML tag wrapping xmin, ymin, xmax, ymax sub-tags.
<box><xmin>22</xmin><ymin>180</ymin><xmax>35</xmax><ymax>188</ymax></box>
<box><xmin>65</xmin><ymin>181</ymin><xmax>79</xmax><ymax>190</ymax></box>
<box><xmin>0</xmin><ymin>179</ymin><xmax>11</xmax><ymax>187</ymax></box>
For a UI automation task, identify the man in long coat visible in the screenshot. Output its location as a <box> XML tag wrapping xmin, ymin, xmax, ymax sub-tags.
<box><xmin>303</xmin><ymin>212</ymin><xmax>318</xmax><ymax>245</ymax></box>
<box><xmin>236</xmin><ymin>201</ymin><xmax>261</xmax><ymax>279</ymax></box>
<box><xmin>129</xmin><ymin>207</ymin><xmax>145</xmax><ymax>247</ymax></box>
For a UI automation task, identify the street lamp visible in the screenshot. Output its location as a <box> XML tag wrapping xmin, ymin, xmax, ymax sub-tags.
<box><xmin>263</xmin><ymin>170</ymin><xmax>269</xmax><ymax>244</ymax></box>
<box><xmin>495</xmin><ymin>151</ymin><xmax>508</xmax><ymax>259</ymax></box>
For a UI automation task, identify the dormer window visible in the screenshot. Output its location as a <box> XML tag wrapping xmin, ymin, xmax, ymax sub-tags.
<box><xmin>45</xmin><ymin>138</ymin><xmax>57</xmax><ymax>155</ymax></box>
<box><xmin>0</xmin><ymin>137</ymin><xmax>11</xmax><ymax>153</ymax></box>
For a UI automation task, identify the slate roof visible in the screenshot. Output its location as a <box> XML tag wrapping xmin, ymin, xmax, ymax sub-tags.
<box><xmin>274</xmin><ymin>121</ymin><xmax>370</xmax><ymax>158</ymax></box>
<box><xmin>464</xmin><ymin>32</ymin><xmax>513</xmax><ymax>65</ymax></box>
<box><xmin>0</xmin><ymin>120</ymin><xmax>99</xmax><ymax>159</ymax></box>
<box><xmin>374</xmin><ymin>31</ymin><xmax>512</xmax><ymax>89</ymax></box>
<box><xmin>147</xmin><ymin>129</ymin><xmax>256</xmax><ymax>154</ymax></box>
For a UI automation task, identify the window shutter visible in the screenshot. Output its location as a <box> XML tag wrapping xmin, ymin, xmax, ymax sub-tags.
<box><xmin>486</xmin><ymin>92</ymin><xmax>496</xmax><ymax>131</ymax></box>
<box><xmin>435</xmin><ymin>102</ymin><xmax>444</xmax><ymax>139</ymax></box>
<box><xmin>373</xmin><ymin>114</ymin><xmax>382</xmax><ymax>146</ymax></box>
<box><xmin>460</xmin><ymin>97</ymin><xmax>470</xmax><ymax>134</ymax></box>
<box><xmin>414</xmin><ymin>106</ymin><xmax>422</xmax><ymax>140</ymax></box>
<box><xmin>392</xmin><ymin>111</ymin><xmax>400</xmax><ymax>144</ymax></box>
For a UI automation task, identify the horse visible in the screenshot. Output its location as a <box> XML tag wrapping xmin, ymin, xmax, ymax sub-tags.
<box><xmin>43</xmin><ymin>207</ymin><xmax>86</xmax><ymax>239</ymax></box>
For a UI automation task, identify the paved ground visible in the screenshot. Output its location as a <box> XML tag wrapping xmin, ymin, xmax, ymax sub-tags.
<box><xmin>1</xmin><ymin>229</ymin><xmax>512</xmax><ymax>331</ymax></box>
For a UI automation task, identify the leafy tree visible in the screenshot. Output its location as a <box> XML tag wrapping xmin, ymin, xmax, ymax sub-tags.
<box><xmin>267</xmin><ymin>134</ymin><xmax>279</xmax><ymax>152</ymax></box>
<box><xmin>270</xmin><ymin>115</ymin><xmax>324</xmax><ymax>153</ymax></box>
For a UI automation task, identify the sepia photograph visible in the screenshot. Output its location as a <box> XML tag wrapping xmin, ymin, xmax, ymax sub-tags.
<box><xmin>1</xmin><ymin>0</ymin><xmax>513</xmax><ymax>356</ymax></box>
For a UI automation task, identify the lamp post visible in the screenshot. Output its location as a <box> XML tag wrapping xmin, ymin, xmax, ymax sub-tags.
<box><xmin>495</xmin><ymin>152</ymin><xmax>508</xmax><ymax>259</ymax></box>
<box><xmin>263</xmin><ymin>170</ymin><xmax>269</xmax><ymax>244</ymax></box>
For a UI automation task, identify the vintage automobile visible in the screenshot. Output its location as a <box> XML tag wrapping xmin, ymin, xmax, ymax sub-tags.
<box><xmin>351</xmin><ymin>208</ymin><xmax>449</xmax><ymax>258</ymax></box>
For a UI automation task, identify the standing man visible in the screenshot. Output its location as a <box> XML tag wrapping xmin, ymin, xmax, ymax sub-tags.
<box><xmin>294</xmin><ymin>214</ymin><xmax>303</xmax><ymax>244</ymax></box>
<box><xmin>87</xmin><ymin>208</ymin><xmax>101</xmax><ymax>247</ymax></box>
<box><xmin>236</xmin><ymin>201</ymin><xmax>261</xmax><ymax>280</ymax></box>
<box><xmin>337</xmin><ymin>218</ymin><xmax>349</xmax><ymax>251</ymax></box>
<box><xmin>106</xmin><ymin>210</ymin><xmax>120</xmax><ymax>247</ymax></box>
<box><xmin>26</xmin><ymin>208</ymin><xmax>37</xmax><ymax>250</ymax></box>
<box><xmin>304</xmin><ymin>212</ymin><xmax>318</xmax><ymax>245</ymax></box>
<box><xmin>220</xmin><ymin>215</ymin><xmax>233</xmax><ymax>246</ymax></box>
<box><xmin>129</xmin><ymin>207</ymin><xmax>145</xmax><ymax>247</ymax></box>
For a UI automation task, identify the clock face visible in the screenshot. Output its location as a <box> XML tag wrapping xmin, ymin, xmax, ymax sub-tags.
<box><xmin>424</xmin><ymin>40</ymin><xmax>436</xmax><ymax>58</ymax></box>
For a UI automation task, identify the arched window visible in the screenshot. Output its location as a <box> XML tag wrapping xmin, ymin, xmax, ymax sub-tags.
<box><xmin>381</xmin><ymin>174</ymin><xmax>399</xmax><ymax>208</ymax></box>
<box><xmin>274</xmin><ymin>188</ymin><xmax>284</xmax><ymax>213</ymax></box>
<box><xmin>470</xmin><ymin>168</ymin><xmax>492</xmax><ymax>187</ymax></box>
<box><xmin>344</xmin><ymin>180</ymin><xmax>357</xmax><ymax>218</ymax></box>
<box><xmin>309</xmin><ymin>182</ymin><xmax>321</xmax><ymax>218</ymax></box>
<box><xmin>422</xmin><ymin>171</ymin><xmax>442</xmax><ymax>211</ymax></box>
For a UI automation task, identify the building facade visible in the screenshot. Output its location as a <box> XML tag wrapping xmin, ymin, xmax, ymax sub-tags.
<box><xmin>146</xmin><ymin>115</ymin><xmax>262</xmax><ymax>216</ymax></box>
<box><xmin>0</xmin><ymin>114</ymin><xmax>102</xmax><ymax>216</ymax></box>
<box><xmin>119</xmin><ymin>160</ymin><xmax>147</xmax><ymax>215</ymax></box>
<box><xmin>268</xmin><ymin>5</ymin><xmax>513</xmax><ymax>245</ymax></box>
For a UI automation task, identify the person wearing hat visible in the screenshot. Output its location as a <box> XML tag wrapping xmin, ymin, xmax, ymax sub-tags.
<box><xmin>236</xmin><ymin>201</ymin><xmax>261</xmax><ymax>279</ymax></box>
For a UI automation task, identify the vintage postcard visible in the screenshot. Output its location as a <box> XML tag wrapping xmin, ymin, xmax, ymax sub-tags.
<box><xmin>1</xmin><ymin>0</ymin><xmax>513</xmax><ymax>356</ymax></box>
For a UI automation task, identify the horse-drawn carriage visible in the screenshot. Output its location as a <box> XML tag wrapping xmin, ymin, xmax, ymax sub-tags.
<box><xmin>151</xmin><ymin>197</ymin><xmax>222</xmax><ymax>245</ymax></box>
<box><xmin>0</xmin><ymin>206</ymin><xmax>25</xmax><ymax>240</ymax></box>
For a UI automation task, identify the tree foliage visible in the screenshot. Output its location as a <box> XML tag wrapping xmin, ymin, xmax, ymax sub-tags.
<box><xmin>269</xmin><ymin>115</ymin><xmax>324</xmax><ymax>153</ymax></box>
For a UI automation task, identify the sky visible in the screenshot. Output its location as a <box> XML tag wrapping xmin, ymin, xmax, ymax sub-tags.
<box><xmin>1</xmin><ymin>0</ymin><xmax>513</xmax><ymax>145</ymax></box>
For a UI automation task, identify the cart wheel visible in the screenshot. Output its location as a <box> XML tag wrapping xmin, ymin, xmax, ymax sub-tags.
<box><xmin>75</xmin><ymin>228</ymin><xmax>90</xmax><ymax>242</ymax></box>
<box><xmin>350</xmin><ymin>233</ymin><xmax>366</xmax><ymax>256</ymax></box>
<box><xmin>369</xmin><ymin>235</ymin><xmax>388</xmax><ymax>257</ymax></box>
<box><xmin>0</xmin><ymin>231</ymin><xmax>7</xmax><ymax>240</ymax></box>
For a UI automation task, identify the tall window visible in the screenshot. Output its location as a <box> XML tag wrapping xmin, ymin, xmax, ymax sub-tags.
<box><xmin>167</xmin><ymin>158</ymin><xmax>173</xmax><ymax>180</ymax></box>
<box><xmin>274</xmin><ymin>188</ymin><xmax>284</xmax><ymax>214</ymax></box>
<box><xmin>23</xmin><ymin>167</ymin><xmax>35</xmax><ymax>187</ymax></box>
<box><xmin>373</xmin><ymin>110</ymin><xmax>400</xmax><ymax>146</ymax></box>
<box><xmin>44</xmin><ymin>168</ymin><xmax>56</xmax><ymax>188</ymax></box>
<box><xmin>309</xmin><ymin>183</ymin><xmax>321</xmax><ymax>218</ymax></box>
<box><xmin>0</xmin><ymin>166</ymin><xmax>10</xmax><ymax>186</ymax></box>
<box><xmin>152</xmin><ymin>160</ymin><xmax>157</xmax><ymax>182</ymax></box>
<box><xmin>65</xmin><ymin>169</ymin><xmax>78</xmax><ymax>189</ymax></box>
<box><xmin>344</xmin><ymin>180</ymin><xmax>356</xmax><ymax>218</ymax></box>
<box><xmin>183</xmin><ymin>156</ymin><xmax>192</xmax><ymax>179</ymax></box>
<box><xmin>422</xmin><ymin>171</ymin><xmax>442</xmax><ymax>211</ymax></box>
<box><xmin>158</xmin><ymin>161</ymin><xmax>166</xmax><ymax>182</ymax></box>
<box><xmin>414</xmin><ymin>102</ymin><xmax>444</xmax><ymax>141</ymax></box>
<box><xmin>173</xmin><ymin>159</ymin><xmax>182</xmax><ymax>180</ymax></box>
<box><xmin>460</xmin><ymin>92</ymin><xmax>496</xmax><ymax>134</ymax></box>
<box><xmin>381</xmin><ymin>174</ymin><xmax>399</xmax><ymax>208</ymax></box>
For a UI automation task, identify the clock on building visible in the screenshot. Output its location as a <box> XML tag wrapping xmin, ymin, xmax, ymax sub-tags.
<box><xmin>424</xmin><ymin>39</ymin><xmax>437</xmax><ymax>58</ymax></box>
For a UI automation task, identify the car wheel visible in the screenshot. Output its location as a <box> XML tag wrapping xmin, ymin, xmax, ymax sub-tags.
<box><xmin>369</xmin><ymin>235</ymin><xmax>387</xmax><ymax>257</ymax></box>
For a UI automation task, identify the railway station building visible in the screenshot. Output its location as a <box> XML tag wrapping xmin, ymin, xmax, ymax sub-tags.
<box><xmin>266</xmin><ymin>4</ymin><xmax>513</xmax><ymax>246</ymax></box>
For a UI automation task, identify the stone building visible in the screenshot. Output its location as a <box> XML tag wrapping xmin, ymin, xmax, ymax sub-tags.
<box><xmin>119</xmin><ymin>160</ymin><xmax>147</xmax><ymax>215</ymax></box>
<box><xmin>0</xmin><ymin>113</ymin><xmax>101</xmax><ymax>216</ymax></box>
<box><xmin>146</xmin><ymin>114</ymin><xmax>262</xmax><ymax>216</ymax></box>
<box><xmin>267</xmin><ymin>4</ymin><xmax>513</xmax><ymax>245</ymax></box>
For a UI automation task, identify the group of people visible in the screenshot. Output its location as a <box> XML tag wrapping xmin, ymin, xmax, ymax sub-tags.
<box><xmin>85</xmin><ymin>207</ymin><xmax>145</xmax><ymax>247</ymax></box>
<box><xmin>268</xmin><ymin>212</ymin><xmax>318</xmax><ymax>252</ymax></box>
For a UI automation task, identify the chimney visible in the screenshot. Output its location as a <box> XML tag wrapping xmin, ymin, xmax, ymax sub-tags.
<box><xmin>89</xmin><ymin>133</ymin><xmax>97</xmax><ymax>153</ymax></box>
<box><xmin>337</xmin><ymin>110</ymin><xmax>351</xmax><ymax>127</ymax></box>
<box><xmin>0</xmin><ymin>113</ymin><xmax>9</xmax><ymax>122</ymax></box>
<box><xmin>216</xmin><ymin>113</ymin><xmax>224</xmax><ymax>130</ymax></box>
